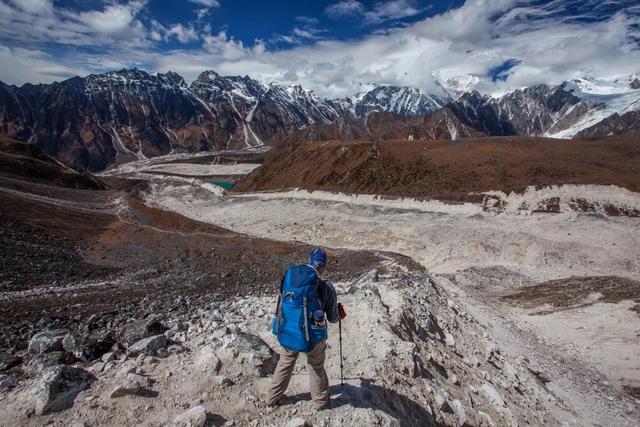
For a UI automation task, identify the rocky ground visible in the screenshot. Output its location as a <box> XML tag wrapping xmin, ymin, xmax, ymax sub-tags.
<box><xmin>1</xmin><ymin>260</ymin><xmax>570</xmax><ymax>426</ymax></box>
<box><xmin>143</xmin><ymin>170</ymin><xmax>640</xmax><ymax>426</ymax></box>
<box><xmin>2</xmin><ymin>145</ymin><xmax>640</xmax><ymax>426</ymax></box>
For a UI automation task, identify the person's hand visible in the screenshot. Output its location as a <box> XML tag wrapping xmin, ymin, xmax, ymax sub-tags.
<box><xmin>338</xmin><ymin>303</ymin><xmax>346</xmax><ymax>320</ymax></box>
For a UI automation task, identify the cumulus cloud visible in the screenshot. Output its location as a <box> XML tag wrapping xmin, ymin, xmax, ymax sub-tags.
<box><xmin>0</xmin><ymin>0</ymin><xmax>149</xmax><ymax>46</ymax></box>
<box><xmin>76</xmin><ymin>2</ymin><xmax>145</xmax><ymax>35</ymax></box>
<box><xmin>1</xmin><ymin>0</ymin><xmax>639</xmax><ymax>99</ymax></box>
<box><xmin>0</xmin><ymin>45</ymin><xmax>89</xmax><ymax>83</ymax></box>
<box><xmin>151</xmin><ymin>20</ymin><xmax>199</xmax><ymax>44</ymax></box>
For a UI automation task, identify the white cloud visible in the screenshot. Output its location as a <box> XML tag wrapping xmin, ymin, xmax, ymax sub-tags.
<box><xmin>1</xmin><ymin>0</ymin><xmax>639</xmax><ymax>101</ymax></box>
<box><xmin>77</xmin><ymin>2</ymin><xmax>144</xmax><ymax>34</ymax></box>
<box><xmin>166</xmin><ymin>23</ymin><xmax>199</xmax><ymax>43</ymax></box>
<box><xmin>274</xmin><ymin>25</ymin><xmax>326</xmax><ymax>45</ymax></box>
<box><xmin>9</xmin><ymin>0</ymin><xmax>52</xmax><ymax>15</ymax></box>
<box><xmin>0</xmin><ymin>0</ymin><xmax>149</xmax><ymax>46</ymax></box>
<box><xmin>325</xmin><ymin>1</ymin><xmax>365</xmax><ymax>19</ymax></box>
<box><xmin>202</xmin><ymin>30</ymin><xmax>247</xmax><ymax>60</ymax></box>
<box><xmin>363</xmin><ymin>0</ymin><xmax>427</xmax><ymax>24</ymax></box>
<box><xmin>325</xmin><ymin>0</ymin><xmax>426</xmax><ymax>24</ymax></box>
<box><xmin>189</xmin><ymin>0</ymin><xmax>220</xmax><ymax>8</ymax></box>
<box><xmin>151</xmin><ymin>20</ymin><xmax>199</xmax><ymax>44</ymax></box>
<box><xmin>0</xmin><ymin>45</ymin><xmax>89</xmax><ymax>83</ymax></box>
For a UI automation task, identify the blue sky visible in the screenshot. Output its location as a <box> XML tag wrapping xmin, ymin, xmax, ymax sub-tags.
<box><xmin>0</xmin><ymin>1</ymin><xmax>639</xmax><ymax>97</ymax></box>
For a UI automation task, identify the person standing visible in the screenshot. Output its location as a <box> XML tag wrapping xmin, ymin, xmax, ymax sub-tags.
<box><xmin>266</xmin><ymin>247</ymin><xmax>346</xmax><ymax>410</ymax></box>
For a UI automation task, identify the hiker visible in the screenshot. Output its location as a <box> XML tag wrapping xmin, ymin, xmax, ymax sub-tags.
<box><xmin>266</xmin><ymin>247</ymin><xmax>347</xmax><ymax>410</ymax></box>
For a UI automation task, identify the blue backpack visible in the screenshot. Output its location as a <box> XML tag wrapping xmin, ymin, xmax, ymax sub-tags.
<box><xmin>272</xmin><ymin>264</ymin><xmax>327</xmax><ymax>353</ymax></box>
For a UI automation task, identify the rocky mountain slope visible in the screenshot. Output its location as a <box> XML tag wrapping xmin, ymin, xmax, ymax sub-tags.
<box><xmin>140</xmin><ymin>159</ymin><xmax>640</xmax><ymax>426</ymax></box>
<box><xmin>1</xmin><ymin>70</ymin><xmax>639</xmax><ymax>172</ymax></box>
<box><xmin>0</xmin><ymin>138</ymin><xmax>380</xmax><ymax>354</ymax></box>
<box><xmin>0</xmin><ymin>136</ymin><xmax>574</xmax><ymax>426</ymax></box>
<box><xmin>2</xmin><ymin>138</ymin><xmax>639</xmax><ymax>426</ymax></box>
<box><xmin>1</xmin><ymin>261</ymin><xmax>569</xmax><ymax>426</ymax></box>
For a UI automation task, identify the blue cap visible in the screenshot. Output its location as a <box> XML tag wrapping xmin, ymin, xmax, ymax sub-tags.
<box><xmin>308</xmin><ymin>247</ymin><xmax>327</xmax><ymax>268</ymax></box>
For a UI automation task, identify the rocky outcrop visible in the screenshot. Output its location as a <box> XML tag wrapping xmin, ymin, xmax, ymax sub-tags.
<box><xmin>575</xmin><ymin>110</ymin><xmax>640</xmax><ymax>139</ymax></box>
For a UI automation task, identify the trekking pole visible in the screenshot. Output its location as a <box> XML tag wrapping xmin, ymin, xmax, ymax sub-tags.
<box><xmin>339</xmin><ymin>317</ymin><xmax>344</xmax><ymax>389</ymax></box>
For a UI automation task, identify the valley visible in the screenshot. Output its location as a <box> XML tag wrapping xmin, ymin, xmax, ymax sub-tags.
<box><xmin>2</xmin><ymin>1</ymin><xmax>640</xmax><ymax>426</ymax></box>
<box><xmin>1</xmin><ymin>136</ymin><xmax>639</xmax><ymax>426</ymax></box>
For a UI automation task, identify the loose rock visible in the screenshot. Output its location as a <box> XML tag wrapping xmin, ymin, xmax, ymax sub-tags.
<box><xmin>29</xmin><ymin>365</ymin><xmax>94</xmax><ymax>415</ymax></box>
<box><xmin>117</xmin><ymin>318</ymin><xmax>167</xmax><ymax>348</ymax></box>
<box><xmin>28</xmin><ymin>329</ymin><xmax>68</xmax><ymax>354</ymax></box>
<box><xmin>173</xmin><ymin>405</ymin><xmax>207</xmax><ymax>427</ymax></box>
<box><xmin>127</xmin><ymin>335</ymin><xmax>168</xmax><ymax>357</ymax></box>
<box><xmin>110</xmin><ymin>373</ymin><xmax>153</xmax><ymax>398</ymax></box>
<box><xmin>212</xmin><ymin>333</ymin><xmax>278</xmax><ymax>377</ymax></box>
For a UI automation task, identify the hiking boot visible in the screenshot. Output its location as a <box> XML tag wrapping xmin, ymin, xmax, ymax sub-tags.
<box><xmin>265</xmin><ymin>397</ymin><xmax>283</xmax><ymax>407</ymax></box>
<box><xmin>313</xmin><ymin>399</ymin><xmax>330</xmax><ymax>411</ymax></box>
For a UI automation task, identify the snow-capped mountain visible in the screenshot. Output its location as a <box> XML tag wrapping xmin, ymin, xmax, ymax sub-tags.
<box><xmin>0</xmin><ymin>69</ymin><xmax>352</xmax><ymax>170</ymax></box>
<box><xmin>0</xmin><ymin>69</ymin><xmax>639</xmax><ymax>171</ymax></box>
<box><xmin>350</xmin><ymin>85</ymin><xmax>447</xmax><ymax>117</ymax></box>
<box><xmin>440</xmin><ymin>74</ymin><xmax>482</xmax><ymax>96</ymax></box>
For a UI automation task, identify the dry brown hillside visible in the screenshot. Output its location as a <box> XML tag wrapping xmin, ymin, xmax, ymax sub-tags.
<box><xmin>234</xmin><ymin>135</ymin><xmax>640</xmax><ymax>201</ymax></box>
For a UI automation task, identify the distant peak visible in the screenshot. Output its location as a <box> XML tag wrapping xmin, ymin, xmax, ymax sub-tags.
<box><xmin>157</xmin><ymin>71</ymin><xmax>187</xmax><ymax>88</ymax></box>
<box><xmin>194</xmin><ymin>70</ymin><xmax>220</xmax><ymax>82</ymax></box>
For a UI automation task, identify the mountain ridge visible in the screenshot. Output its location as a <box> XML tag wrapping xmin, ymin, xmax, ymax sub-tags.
<box><xmin>1</xmin><ymin>68</ymin><xmax>639</xmax><ymax>171</ymax></box>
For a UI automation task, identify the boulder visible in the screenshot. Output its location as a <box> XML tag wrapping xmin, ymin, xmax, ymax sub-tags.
<box><xmin>62</xmin><ymin>331</ymin><xmax>115</xmax><ymax>362</ymax></box>
<box><xmin>212</xmin><ymin>333</ymin><xmax>278</xmax><ymax>377</ymax></box>
<box><xmin>28</xmin><ymin>329</ymin><xmax>69</xmax><ymax>353</ymax></box>
<box><xmin>30</xmin><ymin>365</ymin><xmax>94</xmax><ymax>415</ymax></box>
<box><xmin>173</xmin><ymin>405</ymin><xmax>207</xmax><ymax>427</ymax></box>
<box><xmin>0</xmin><ymin>354</ymin><xmax>22</xmax><ymax>372</ymax></box>
<box><xmin>127</xmin><ymin>335</ymin><xmax>168</xmax><ymax>357</ymax></box>
<box><xmin>195</xmin><ymin>345</ymin><xmax>222</xmax><ymax>373</ymax></box>
<box><xmin>117</xmin><ymin>318</ymin><xmax>167</xmax><ymax>348</ymax></box>
<box><xmin>481</xmin><ymin>383</ymin><xmax>506</xmax><ymax>407</ymax></box>
<box><xmin>110</xmin><ymin>373</ymin><xmax>153</xmax><ymax>398</ymax></box>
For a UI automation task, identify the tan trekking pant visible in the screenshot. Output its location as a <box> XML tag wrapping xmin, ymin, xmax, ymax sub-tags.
<box><xmin>266</xmin><ymin>341</ymin><xmax>329</xmax><ymax>406</ymax></box>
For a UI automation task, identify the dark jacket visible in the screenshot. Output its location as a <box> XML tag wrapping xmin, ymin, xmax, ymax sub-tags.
<box><xmin>279</xmin><ymin>267</ymin><xmax>340</xmax><ymax>323</ymax></box>
<box><xmin>316</xmin><ymin>277</ymin><xmax>340</xmax><ymax>323</ymax></box>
